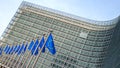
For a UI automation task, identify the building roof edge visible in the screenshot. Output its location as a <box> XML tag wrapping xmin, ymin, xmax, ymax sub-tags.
<box><xmin>20</xmin><ymin>1</ymin><xmax>120</xmax><ymax>26</ymax></box>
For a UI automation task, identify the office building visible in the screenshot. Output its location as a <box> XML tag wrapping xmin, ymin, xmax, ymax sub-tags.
<box><xmin>0</xmin><ymin>1</ymin><xmax>120</xmax><ymax>68</ymax></box>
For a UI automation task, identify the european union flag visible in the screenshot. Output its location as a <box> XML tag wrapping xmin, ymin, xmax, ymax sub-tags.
<box><xmin>4</xmin><ymin>45</ymin><xmax>9</xmax><ymax>53</ymax></box>
<box><xmin>8</xmin><ymin>46</ymin><xmax>14</xmax><ymax>54</ymax></box>
<box><xmin>6</xmin><ymin>46</ymin><xmax>10</xmax><ymax>54</ymax></box>
<box><xmin>45</xmin><ymin>33</ymin><xmax>56</xmax><ymax>55</ymax></box>
<box><xmin>17</xmin><ymin>43</ymin><xmax>24</xmax><ymax>55</ymax></box>
<box><xmin>13</xmin><ymin>45</ymin><xmax>17</xmax><ymax>52</ymax></box>
<box><xmin>0</xmin><ymin>47</ymin><xmax>2</xmax><ymax>55</ymax></box>
<box><xmin>15</xmin><ymin>45</ymin><xmax>20</xmax><ymax>53</ymax></box>
<box><xmin>23</xmin><ymin>42</ymin><xmax>28</xmax><ymax>53</ymax></box>
<box><xmin>39</xmin><ymin>36</ymin><xmax>45</xmax><ymax>52</ymax></box>
<box><xmin>11</xmin><ymin>46</ymin><xmax>15</xmax><ymax>54</ymax></box>
<box><xmin>28</xmin><ymin>40</ymin><xmax>34</xmax><ymax>50</ymax></box>
<box><xmin>31</xmin><ymin>39</ymin><xmax>39</xmax><ymax>55</ymax></box>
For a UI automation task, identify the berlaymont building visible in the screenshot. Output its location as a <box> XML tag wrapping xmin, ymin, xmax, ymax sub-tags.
<box><xmin>0</xmin><ymin>1</ymin><xmax>120</xmax><ymax>68</ymax></box>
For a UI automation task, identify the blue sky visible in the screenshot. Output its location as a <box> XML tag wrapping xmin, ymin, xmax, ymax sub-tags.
<box><xmin>0</xmin><ymin>0</ymin><xmax>120</xmax><ymax>37</ymax></box>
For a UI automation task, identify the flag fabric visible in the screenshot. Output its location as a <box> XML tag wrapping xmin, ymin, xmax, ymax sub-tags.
<box><xmin>15</xmin><ymin>45</ymin><xmax>20</xmax><ymax>53</ymax></box>
<box><xmin>0</xmin><ymin>47</ymin><xmax>2</xmax><ymax>55</ymax></box>
<box><xmin>23</xmin><ymin>42</ymin><xmax>28</xmax><ymax>53</ymax></box>
<box><xmin>10</xmin><ymin>46</ymin><xmax>15</xmax><ymax>54</ymax></box>
<box><xmin>39</xmin><ymin>36</ymin><xmax>45</xmax><ymax>52</ymax></box>
<box><xmin>1</xmin><ymin>33</ymin><xmax>56</xmax><ymax>56</ymax></box>
<box><xmin>17</xmin><ymin>43</ymin><xmax>24</xmax><ymax>55</ymax></box>
<box><xmin>6</xmin><ymin>46</ymin><xmax>10</xmax><ymax>54</ymax></box>
<box><xmin>13</xmin><ymin>45</ymin><xmax>17</xmax><ymax>52</ymax></box>
<box><xmin>31</xmin><ymin>39</ymin><xmax>39</xmax><ymax>55</ymax></box>
<box><xmin>45</xmin><ymin>33</ymin><xmax>56</xmax><ymax>55</ymax></box>
<box><xmin>28</xmin><ymin>40</ymin><xmax>34</xmax><ymax>50</ymax></box>
<box><xmin>8</xmin><ymin>46</ymin><xmax>14</xmax><ymax>54</ymax></box>
<box><xmin>4</xmin><ymin>45</ymin><xmax>9</xmax><ymax>53</ymax></box>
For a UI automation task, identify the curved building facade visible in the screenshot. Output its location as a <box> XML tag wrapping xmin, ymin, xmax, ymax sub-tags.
<box><xmin>0</xmin><ymin>1</ymin><xmax>120</xmax><ymax>68</ymax></box>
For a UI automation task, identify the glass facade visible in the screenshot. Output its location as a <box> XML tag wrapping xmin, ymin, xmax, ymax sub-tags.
<box><xmin>0</xmin><ymin>1</ymin><xmax>120</xmax><ymax>68</ymax></box>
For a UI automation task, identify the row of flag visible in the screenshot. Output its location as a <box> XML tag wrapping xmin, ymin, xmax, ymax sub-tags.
<box><xmin>0</xmin><ymin>33</ymin><xmax>56</xmax><ymax>56</ymax></box>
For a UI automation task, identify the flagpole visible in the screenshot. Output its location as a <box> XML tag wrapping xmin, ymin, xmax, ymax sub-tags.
<box><xmin>6</xmin><ymin>46</ymin><xmax>14</xmax><ymax>66</ymax></box>
<box><xmin>8</xmin><ymin>53</ymin><xmax>17</xmax><ymax>67</ymax></box>
<box><xmin>20</xmin><ymin>49</ymin><xmax>30</xmax><ymax>68</ymax></box>
<box><xmin>15</xmin><ymin>41</ymin><xmax>28</xmax><ymax>68</ymax></box>
<box><xmin>26</xmin><ymin>38</ymin><xmax>40</xmax><ymax>68</ymax></box>
<box><xmin>25</xmin><ymin>35</ymin><xmax>44</xmax><ymax>68</ymax></box>
<box><xmin>19</xmin><ymin>49</ymin><xmax>30</xmax><ymax>68</ymax></box>
<box><xmin>2</xmin><ymin>54</ymin><xmax>9</xmax><ymax>64</ymax></box>
<box><xmin>0</xmin><ymin>55</ymin><xmax>8</xmax><ymax>66</ymax></box>
<box><xmin>3</xmin><ymin>44</ymin><xmax>14</xmax><ymax>65</ymax></box>
<box><xmin>6</xmin><ymin>43</ymin><xmax>21</xmax><ymax>67</ymax></box>
<box><xmin>15</xmin><ymin>52</ymin><xmax>25</xmax><ymax>68</ymax></box>
<box><xmin>0</xmin><ymin>51</ymin><xmax>8</xmax><ymax>64</ymax></box>
<box><xmin>0</xmin><ymin>46</ymin><xmax>4</xmax><ymax>63</ymax></box>
<box><xmin>11</xmin><ymin>42</ymin><xmax>26</xmax><ymax>68</ymax></box>
<box><xmin>11</xmin><ymin>52</ymin><xmax>21</xmax><ymax>68</ymax></box>
<box><xmin>31</xmin><ymin>31</ymin><xmax>52</xmax><ymax>68</ymax></box>
<box><xmin>3</xmin><ymin>52</ymin><xmax>8</xmax><ymax>65</ymax></box>
<box><xmin>0</xmin><ymin>45</ymin><xmax>8</xmax><ymax>64</ymax></box>
<box><xmin>20</xmin><ymin>38</ymin><xmax>36</xmax><ymax>68</ymax></box>
<box><xmin>0</xmin><ymin>40</ymin><xmax>4</xmax><ymax>63</ymax></box>
<box><xmin>1</xmin><ymin>44</ymin><xmax>11</xmax><ymax>64</ymax></box>
<box><xmin>0</xmin><ymin>39</ymin><xmax>11</xmax><ymax>65</ymax></box>
<box><xmin>8</xmin><ymin>44</ymin><xmax>21</xmax><ymax>68</ymax></box>
<box><xmin>15</xmin><ymin>38</ymin><xmax>32</xmax><ymax>68</ymax></box>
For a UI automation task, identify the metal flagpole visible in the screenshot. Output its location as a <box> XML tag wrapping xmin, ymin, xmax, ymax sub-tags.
<box><xmin>12</xmin><ymin>42</ymin><xmax>26</xmax><ymax>68</ymax></box>
<box><xmin>6</xmin><ymin>43</ymin><xmax>21</xmax><ymax>67</ymax></box>
<box><xmin>3</xmin><ymin>44</ymin><xmax>15</xmax><ymax>65</ymax></box>
<box><xmin>20</xmin><ymin>48</ymin><xmax>31</xmax><ymax>68</ymax></box>
<box><xmin>25</xmin><ymin>34</ymin><xmax>45</xmax><ymax>68</ymax></box>
<box><xmin>10</xmin><ymin>42</ymin><xmax>25</xmax><ymax>68</ymax></box>
<box><xmin>0</xmin><ymin>47</ymin><xmax>9</xmax><ymax>68</ymax></box>
<box><xmin>1</xmin><ymin>54</ymin><xmax>10</xmax><ymax>64</ymax></box>
<box><xmin>31</xmin><ymin>32</ymin><xmax>52</xmax><ymax>68</ymax></box>
<box><xmin>4</xmin><ymin>51</ymin><xmax>11</xmax><ymax>65</ymax></box>
<box><xmin>0</xmin><ymin>46</ymin><xmax>8</xmax><ymax>64</ymax></box>
<box><xmin>0</xmin><ymin>34</ymin><xmax>6</xmax><ymax>64</ymax></box>
<box><xmin>13</xmin><ymin>37</ymin><xmax>31</xmax><ymax>68</ymax></box>
<box><xmin>0</xmin><ymin>49</ymin><xmax>8</xmax><ymax>65</ymax></box>
<box><xmin>8</xmin><ymin>44</ymin><xmax>19</xmax><ymax>67</ymax></box>
<box><xmin>14</xmin><ymin>41</ymin><xmax>29</xmax><ymax>68</ymax></box>
<box><xmin>16</xmin><ymin>52</ymin><xmax>25</xmax><ymax>68</ymax></box>
<box><xmin>8</xmin><ymin>53</ymin><xmax>18</xmax><ymax>67</ymax></box>
<box><xmin>17</xmin><ymin>38</ymin><xmax>31</xmax><ymax>68</ymax></box>
<box><xmin>1</xmin><ymin>44</ymin><xmax>11</xmax><ymax>64</ymax></box>
<box><xmin>19</xmin><ymin>49</ymin><xmax>30</xmax><ymax>68</ymax></box>
<box><xmin>0</xmin><ymin>45</ymin><xmax>4</xmax><ymax>63</ymax></box>
<box><xmin>20</xmin><ymin>38</ymin><xmax>36</xmax><ymax>68</ymax></box>
<box><xmin>2</xmin><ymin>54</ymin><xmax>9</xmax><ymax>64</ymax></box>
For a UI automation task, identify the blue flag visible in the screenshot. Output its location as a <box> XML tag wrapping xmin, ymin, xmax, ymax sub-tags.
<box><xmin>15</xmin><ymin>45</ymin><xmax>20</xmax><ymax>53</ymax></box>
<box><xmin>45</xmin><ymin>33</ymin><xmax>56</xmax><ymax>55</ymax></box>
<box><xmin>13</xmin><ymin>45</ymin><xmax>17</xmax><ymax>52</ymax></box>
<box><xmin>17</xmin><ymin>43</ymin><xmax>24</xmax><ymax>55</ymax></box>
<box><xmin>0</xmin><ymin>47</ymin><xmax>2</xmax><ymax>55</ymax></box>
<box><xmin>31</xmin><ymin>39</ymin><xmax>39</xmax><ymax>55</ymax></box>
<box><xmin>6</xmin><ymin>46</ymin><xmax>10</xmax><ymax>54</ymax></box>
<box><xmin>4</xmin><ymin>45</ymin><xmax>9</xmax><ymax>53</ymax></box>
<box><xmin>11</xmin><ymin>46</ymin><xmax>15</xmax><ymax>54</ymax></box>
<box><xmin>39</xmin><ymin>36</ymin><xmax>45</xmax><ymax>52</ymax></box>
<box><xmin>23</xmin><ymin>42</ymin><xmax>28</xmax><ymax>53</ymax></box>
<box><xmin>8</xmin><ymin>46</ymin><xmax>14</xmax><ymax>54</ymax></box>
<box><xmin>28</xmin><ymin>40</ymin><xmax>34</xmax><ymax>50</ymax></box>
